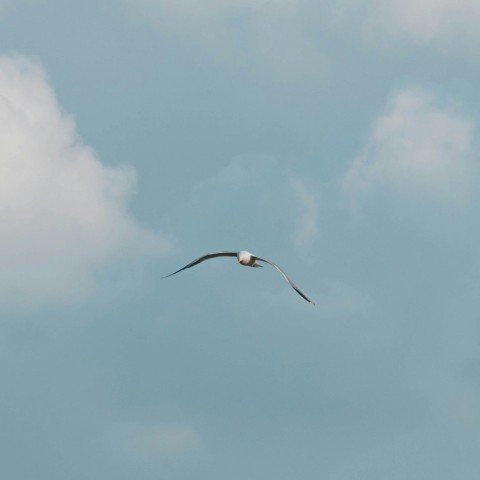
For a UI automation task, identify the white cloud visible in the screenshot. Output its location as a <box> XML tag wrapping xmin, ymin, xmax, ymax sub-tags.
<box><xmin>0</xmin><ymin>54</ymin><xmax>168</xmax><ymax>309</ymax></box>
<box><xmin>343</xmin><ymin>88</ymin><xmax>477</xmax><ymax>208</ymax></box>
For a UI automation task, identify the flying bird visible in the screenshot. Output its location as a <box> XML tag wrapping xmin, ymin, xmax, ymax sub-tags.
<box><xmin>163</xmin><ymin>250</ymin><xmax>314</xmax><ymax>304</ymax></box>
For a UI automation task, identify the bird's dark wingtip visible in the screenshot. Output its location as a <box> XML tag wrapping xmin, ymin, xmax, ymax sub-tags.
<box><xmin>161</xmin><ymin>273</ymin><xmax>176</xmax><ymax>279</ymax></box>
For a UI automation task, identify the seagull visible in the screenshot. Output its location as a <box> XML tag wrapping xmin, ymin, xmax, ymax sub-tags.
<box><xmin>163</xmin><ymin>250</ymin><xmax>314</xmax><ymax>304</ymax></box>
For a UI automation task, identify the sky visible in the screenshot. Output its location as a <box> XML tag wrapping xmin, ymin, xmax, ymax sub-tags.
<box><xmin>1</xmin><ymin>0</ymin><xmax>480</xmax><ymax>478</ymax></box>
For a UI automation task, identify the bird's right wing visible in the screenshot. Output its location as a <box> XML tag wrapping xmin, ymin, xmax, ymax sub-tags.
<box><xmin>162</xmin><ymin>252</ymin><xmax>237</xmax><ymax>278</ymax></box>
<box><xmin>253</xmin><ymin>255</ymin><xmax>314</xmax><ymax>304</ymax></box>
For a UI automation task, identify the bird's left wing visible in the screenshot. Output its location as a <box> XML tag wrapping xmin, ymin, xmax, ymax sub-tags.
<box><xmin>253</xmin><ymin>255</ymin><xmax>314</xmax><ymax>304</ymax></box>
<box><xmin>162</xmin><ymin>252</ymin><xmax>237</xmax><ymax>278</ymax></box>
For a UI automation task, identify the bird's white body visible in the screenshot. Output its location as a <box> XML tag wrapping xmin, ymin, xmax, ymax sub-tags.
<box><xmin>237</xmin><ymin>250</ymin><xmax>253</xmax><ymax>266</ymax></box>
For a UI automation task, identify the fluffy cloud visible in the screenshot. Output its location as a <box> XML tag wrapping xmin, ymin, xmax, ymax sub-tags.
<box><xmin>343</xmin><ymin>88</ymin><xmax>477</xmax><ymax>208</ymax></box>
<box><xmin>0</xmin><ymin>54</ymin><xmax>168</xmax><ymax>309</ymax></box>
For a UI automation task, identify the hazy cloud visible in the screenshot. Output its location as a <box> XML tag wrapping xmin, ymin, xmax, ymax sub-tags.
<box><xmin>314</xmin><ymin>280</ymin><xmax>377</xmax><ymax>319</ymax></box>
<box><xmin>121</xmin><ymin>0</ymin><xmax>321</xmax><ymax>79</ymax></box>
<box><xmin>0</xmin><ymin>54</ymin><xmax>168</xmax><ymax>309</ymax></box>
<box><xmin>343</xmin><ymin>87</ymin><xmax>477</xmax><ymax>209</ymax></box>
<box><xmin>107</xmin><ymin>422</ymin><xmax>200</xmax><ymax>460</ymax></box>
<box><xmin>290</xmin><ymin>178</ymin><xmax>320</xmax><ymax>250</ymax></box>
<box><xmin>124</xmin><ymin>0</ymin><xmax>480</xmax><ymax>56</ymax></box>
<box><xmin>170</xmin><ymin>156</ymin><xmax>316</xmax><ymax>256</ymax></box>
<box><xmin>0</xmin><ymin>0</ymin><xmax>13</xmax><ymax>15</ymax></box>
<box><xmin>117</xmin><ymin>0</ymin><xmax>480</xmax><ymax>74</ymax></box>
<box><xmin>2</xmin><ymin>2</ymin><xmax>480</xmax><ymax>478</ymax></box>
<box><xmin>265</xmin><ymin>278</ymin><xmax>381</xmax><ymax>335</ymax></box>
<box><xmin>364</xmin><ymin>0</ymin><xmax>480</xmax><ymax>46</ymax></box>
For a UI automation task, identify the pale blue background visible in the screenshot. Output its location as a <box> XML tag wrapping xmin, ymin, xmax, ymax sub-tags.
<box><xmin>1</xmin><ymin>1</ymin><xmax>480</xmax><ymax>479</ymax></box>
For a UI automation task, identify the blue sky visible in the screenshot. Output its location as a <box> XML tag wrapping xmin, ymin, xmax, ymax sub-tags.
<box><xmin>1</xmin><ymin>1</ymin><xmax>480</xmax><ymax>478</ymax></box>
